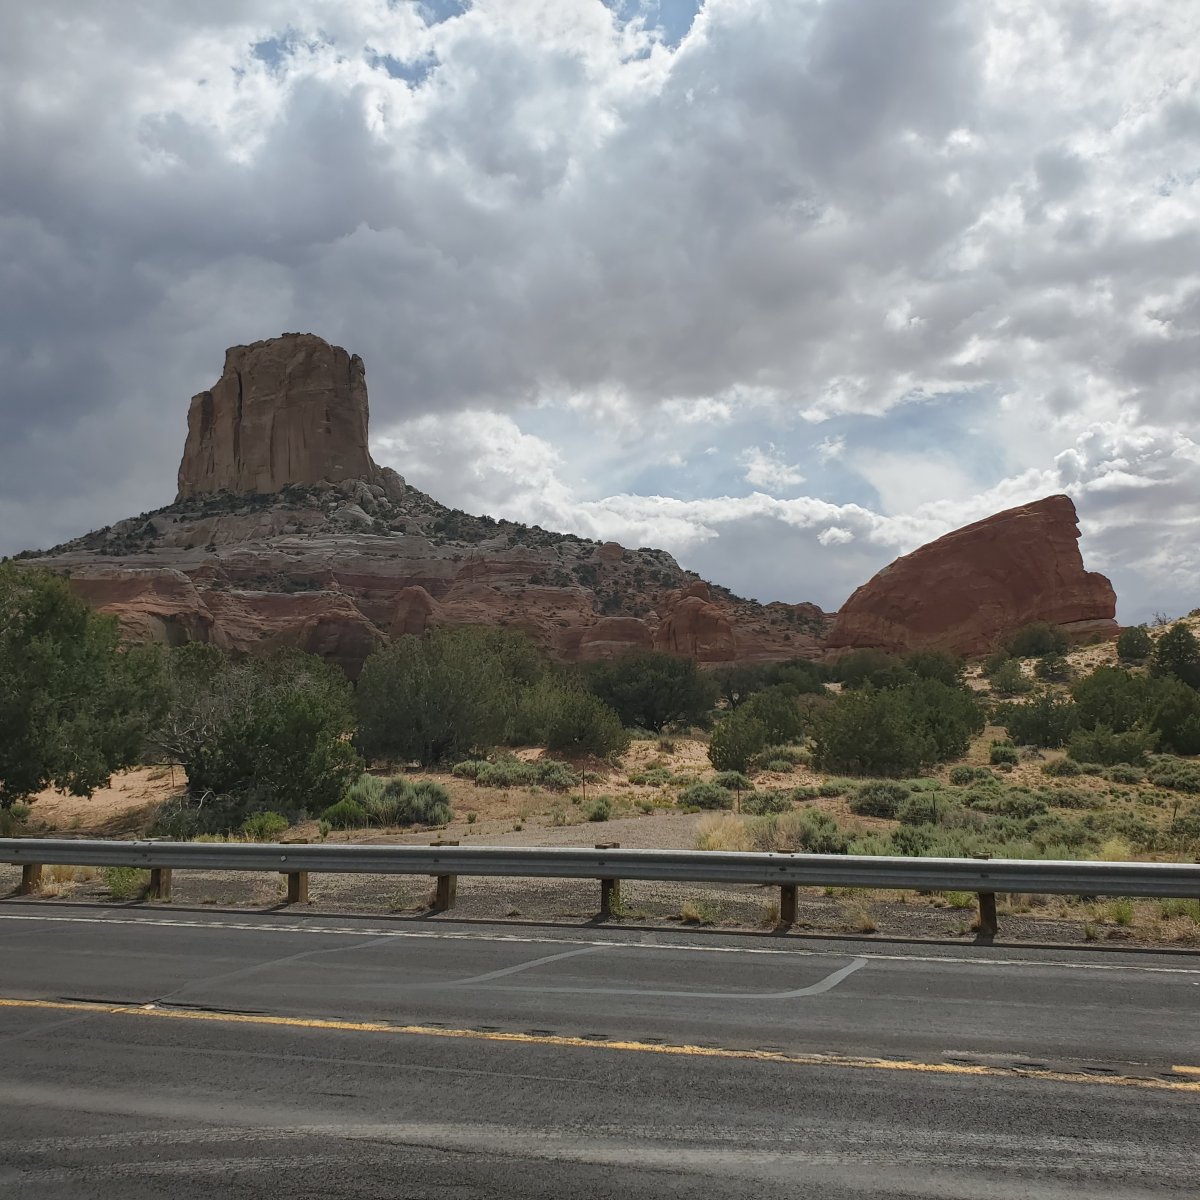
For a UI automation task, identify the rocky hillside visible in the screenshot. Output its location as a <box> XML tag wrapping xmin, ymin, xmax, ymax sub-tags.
<box><xmin>20</xmin><ymin>334</ymin><xmax>830</xmax><ymax>675</ymax></box>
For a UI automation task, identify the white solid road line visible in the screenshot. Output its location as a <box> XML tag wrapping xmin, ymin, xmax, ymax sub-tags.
<box><xmin>1</xmin><ymin>910</ymin><xmax>1198</xmax><ymax>976</ymax></box>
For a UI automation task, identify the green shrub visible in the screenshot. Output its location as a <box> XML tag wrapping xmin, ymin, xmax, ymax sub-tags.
<box><xmin>988</xmin><ymin>658</ymin><xmax>1033</xmax><ymax>696</ymax></box>
<box><xmin>102</xmin><ymin>866</ymin><xmax>149</xmax><ymax>901</ymax></box>
<box><xmin>404</xmin><ymin>780</ymin><xmax>453</xmax><ymax>825</ymax></box>
<box><xmin>712</xmin><ymin>771</ymin><xmax>753</xmax><ymax>794</ymax></box>
<box><xmin>811</xmin><ymin>689</ymin><xmax>932</xmax><ymax>777</ymax></box>
<box><xmin>1047</xmin><ymin>786</ymin><xmax>1104</xmax><ymax>810</ymax></box>
<box><xmin>1116</xmin><ymin>625</ymin><xmax>1153</xmax><ymax>662</ymax></box>
<box><xmin>997</xmin><ymin>691</ymin><xmax>1080</xmax><ymax>748</ymax></box>
<box><xmin>543</xmin><ymin>689</ymin><xmax>630</xmax><ymax>758</ymax></box>
<box><xmin>741</xmin><ymin>789</ymin><xmax>793</xmax><ymax>815</ymax></box>
<box><xmin>989</xmin><ymin>742</ymin><xmax>1019</xmax><ymax>766</ymax></box>
<box><xmin>708</xmin><ymin>709</ymin><xmax>768</xmax><ymax>773</ymax></box>
<box><xmin>890</xmin><ymin>824</ymin><xmax>935</xmax><ymax>856</ymax></box>
<box><xmin>896</xmin><ymin>792</ymin><xmax>956</xmax><ymax>826</ymax></box>
<box><xmin>629</xmin><ymin>766</ymin><xmax>674</xmax><ymax>787</ymax></box>
<box><xmin>679</xmin><ymin>781</ymin><xmax>735</xmax><ymax>810</ymax></box>
<box><xmin>963</xmin><ymin>789</ymin><xmax>1048</xmax><ymax>818</ymax></box>
<box><xmin>849</xmin><ymin>781</ymin><xmax>910</xmax><ymax>818</ymax></box>
<box><xmin>1103</xmin><ymin>764</ymin><xmax>1145</xmax><ymax>785</ymax></box>
<box><xmin>1067</xmin><ymin>724</ymin><xmax>1157</xmax><ymax>766</ymax></box>
<box><xmin>322</xmin><ymin>799</ymin><xmax>370</xmax><ymax>828</ymax></box>
<box><xmin>1147</xmin><ymin>757</ymin><xmax>1200</xmax><ymax>793</ymax></box>
<box><xmin>1007</xmin><ymin>623</ymin><xmax>1069</xmax><ymax>658</ymax></box>
<box><xmin>752</xmin><ymin>744</ymin><xmax>810</xmax><ymax>771</ymax></box>
<box><xmin>739</xmin><ymin>687</ymin><xmax>805</xmax><ymax>743</ymax></box>
<box><xmin>585</xmin><ymin>651</ymin><xmax>719</xmax><ymax>731</ymax></box>
<box><xmin>585</xmin><ymin>798</ymin><xmax>611</xmax><ymax>822</ymax></box>
<box><xmin>241</xmin><ymin>811</ymin><xmax>289</xmax><ymax>841</ymax></box>
<box><xmin>762</xmin><ymin>758</ymin><xmax>794</xmax><ymax>773</ymax></box>
<box><xmin>817</xmin><ymin>779</ymin><xmax>851</xmax><ymax>797</ymax></box>
<box><xmin>1041</xmin><ymin>757</ymin><xmax>1082</xmax><ymax>778</ymax></box>
<box><xmin>1034</xmin><ymin>653</ymin><xmax>1071</xmax><ymax>682</ymax></box>
<box><xmin>948</xmin><ymin>765</ymin><xmax>993</xmax><ymax>786</ymax></box>
<box><xmin>1151</xmin><ymin>622</ymin><xmax>1200</xmax><ymax>689</ymax></box>
<box><xmin>534</xmin><ymin>760</ymin><xmax>580</xmax><ymax>791</ymax></box>
<box><xmin>750</xmin><ymin>808</ymin><xmax>850</xmax><ymax>854</ymax></box>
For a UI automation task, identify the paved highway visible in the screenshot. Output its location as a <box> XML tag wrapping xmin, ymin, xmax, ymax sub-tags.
<box><xmin>0</xmin><ymin>906</ymin><xmax>1197</xmax><ymax>1197</ymax></box>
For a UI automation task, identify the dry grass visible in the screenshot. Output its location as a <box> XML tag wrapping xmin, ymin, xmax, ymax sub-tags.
<box><xmin>844</xmin><ymin>899</ymin><xmax>877</xmax><ymax>933</ymax></box>
<box><xmin>694</xmin><ymin>813</ymin><xmax>750</xmax><ymax>852</ymax></box>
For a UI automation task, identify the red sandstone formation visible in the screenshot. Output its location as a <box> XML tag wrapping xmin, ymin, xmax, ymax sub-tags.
<box><xmin>27</xmin><ymin>335</ymin><xmax>830</xmax><ymax>673</ymax></box>
<box><xmin>825</xmin><ymin>494</ymin><xmax>1117</xmax><ymax>657</ymax></box>
<box><xmin>177</xmin><ymin>333</ymin><xmax>402</xmax><ymax>500</ymax></box>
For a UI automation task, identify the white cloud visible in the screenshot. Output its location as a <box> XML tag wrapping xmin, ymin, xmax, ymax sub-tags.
<box><xmin>739</xmin><ymin>444</ymin><xmax>805</xmax><ymax>491</ymax></box>
<box><xmin>1</xmin><ymin>0</ymin><xmax>1199</xmax><ymax>628</ymax></box>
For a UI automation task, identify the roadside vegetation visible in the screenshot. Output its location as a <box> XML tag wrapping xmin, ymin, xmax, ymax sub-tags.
<box><xmin>2</xmin><ymin>566</ymin><xmax>1199</xmax><ymax>938</ymax></box>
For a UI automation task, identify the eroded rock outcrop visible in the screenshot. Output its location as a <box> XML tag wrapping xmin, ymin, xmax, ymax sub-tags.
<box><xmin>177</xmin><ymin>333</ymin><xmax>401</xmax><ymax>500</ymax></box>
<box><xmin>26</xmin><ymin>334</ymin><xmax>832</xmax><ymax>674</ymax></box>
<box><xmin>825</xmin><ymin>494</ymin><xmax>1117</xmax><ymax>657</ymax></box>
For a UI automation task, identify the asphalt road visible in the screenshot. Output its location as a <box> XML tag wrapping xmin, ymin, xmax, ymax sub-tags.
<box><xmin>0</xmin><ymin>906</ymin><xmax>1197</xmax><ymax>1198</ymax></box>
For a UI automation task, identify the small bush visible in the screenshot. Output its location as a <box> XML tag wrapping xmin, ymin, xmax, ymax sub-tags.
<box><xmin>741</xmin><ymin>789</ymin><xmax>793</xmax><ymax>815</ymax></box>
<box><xmin>585</xmin><ymin>797</ymin><xmax>611</xmax><ymax>822</ymax></box>
<box><xmin>1041</xmin><ymin>758</ymin><xmax>1081</xmax><ymax>778</ymax></box>
<box><xmin>949</xmin><ymin>765</ymin><xmax>994</xmax><ymax>786</ymax></box>
<box><xmin>404</xmin><ymin>779</ymin><xmax>453</xmax><ymax>825</ymax></box>
<box><xmin>102</xmin><ymin>866</ymin><xmax>149</xmax><ymax>900</ymax></box>
<box><xmin>713</xmin><ymin>771</ymin><xmax>753</xmax><ymax>794</ymax></box>
<box><xmin>1104</xmin><ymin>764</ymin><xmax>1146</xmax><ymax>785</ymax></box>
<box><xmin>897</xmin><ymin>792</ymin><xmax>956</xmax><ymax>826</ymax></box>
<box><xmin>1047</xmin><ymin>786</ymin><xmax>1104</xmax><ymax>810</ymax></box>
<box><xmin>241</xmin><ymin>811</ymin><xmax>289</xmax><ymax>841</ymax></box>
<box><xmin>629</xmin><ymin>766</ymin><xmax>674</xmax><ymax>787</ymax></box>
<box><xmin>679</xmin><ymin>781</ymin><xmax>735</xmax><ymax>810</ymax></box>
<box><xmin>849</xmin><ymin>781</ymin><xmax>909</xmax><ymax>818</ymax></box>
<box><xmin>322</xmin><ymin>799</ymin><xmax>370</xmax><ymax>829</ymax></box>
<box><xmin>1007</xmin><ymin>622</ymin><xmax>1069</xmax><ymax>658</ymax></box>
<box><xmin>817</xmin><ymin>779</ymin><xmax>851</xmax><ymax>797</ymax></box>
<box><xmin>751</xmin><ymin>809</ymin><xmax>850</xmax><ymax>855</ymax></box>
<box><xmin>989</xmin><ymin>743</ymin><xmax>1020</xmax><ymax>766</ymax></box>
<box><xmin>1147</xmin><ymin>757</ymin><xmax>1200</xmax><ymax>793</ymax></box>
<box><xmin>751</xmin><ymin>744</ymin><xmax>810</xmax><ymax>771</ymax></box>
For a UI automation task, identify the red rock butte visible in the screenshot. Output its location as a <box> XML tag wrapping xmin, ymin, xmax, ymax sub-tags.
<box><xmin>177</xmin><ymin>333</ymin><xmax>399</xmax><ymax>500</ymax></box>
<box><xmin>26</xmin><ymin>333</ymin><xmax>830</xmax><ymax>674</ymax></box>
<box><xmin>825</xmin><ymin>494</ymin><xmax>1118</xmax><ymax>657</ymax></box>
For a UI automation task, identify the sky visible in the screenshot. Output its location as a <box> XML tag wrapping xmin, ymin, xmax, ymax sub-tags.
<box><xmin>2</xmin><ymin>0</ymin><xmax>1198</xmax><ymax>622</ymax></box>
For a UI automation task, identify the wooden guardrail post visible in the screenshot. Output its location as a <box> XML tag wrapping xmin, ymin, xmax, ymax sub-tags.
<box><xmin>431</xmin><ymin>840</ymin><xmax>459</xmax><ymax>911</ymax></box>
<box><xmin>779</xmin><ymin>883</ymin><xmax>798</xmax><ymax>926</ymax></box>
<box><xmin>281</xmin><ymin>839</ymin><xmax>309</xmax><ymax>904</ymax></box>
<box><xmin>596</xmin><ymin>842</ymin><xmax>620</xmax><ymax>917</ymax></box>
<box><xmin>974</xmin><ymin>855</ymin><xmax>998</xmax><ymax>935</ymax></box>
<box><xmin>19</xmin><ymin>863</ymin><xmax>43</xmax><ymax>895</ymax></box>
<box><xmin>147</xmin><ymin>867</ymin><xmax>172</xmax><ymax>901</ymax></box>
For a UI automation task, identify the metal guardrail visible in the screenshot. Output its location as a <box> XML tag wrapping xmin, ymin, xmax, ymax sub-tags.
<box><xmin>3</xmin><ymin>838</ymin><xmax>1198</xmax><ymax>933</ymax></box>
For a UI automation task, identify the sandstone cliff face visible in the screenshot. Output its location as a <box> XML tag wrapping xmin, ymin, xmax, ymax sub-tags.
<box><xmin>825</xmin><ymin>494</ymin><xmax>1117</xmax><ymax>657</ymax></box>
<box><xmin>177</xmin><ymin>333</ymin><xmax>397</xmax><ymax>500</ymax></box>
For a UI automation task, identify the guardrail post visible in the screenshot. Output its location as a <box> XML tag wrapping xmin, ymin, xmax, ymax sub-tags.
<box><xmin>596</xmin><ymin>842</ymin><xmax>620</xmax><ymax>917</ymax></box>
<box><xmin>779</xmin><ymin>884</ymin><xmax>798</xmax><ymax>926</ymax></box>
<box><xmin>285</xmin><ymin>871</ymin><xmax>309</xmax><ymax>904</ymax></box>
<box><xmin>147</xmin><ymin>867</ymin><xmax>172</xmax><ymax>901</ymax></box>
<box><xmin>19</xmin><ymin>863</ymin><xmax>43</xmax><ymax>895</ymax></box>
<box><xmin>280</xmin><ymin>839</ymin><xmax>309</xmax><ymax>905</ymax></box>
<box><xmin>973</xmin><ymin>855</ymin><xmax>998</xmax><ymax>935</ymax></box>
<box><xmin>431</xmin><ymin>840</ymin><xmax>459</xmax><ymax>912</ymax></box>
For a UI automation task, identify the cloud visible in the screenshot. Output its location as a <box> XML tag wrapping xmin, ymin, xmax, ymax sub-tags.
<box><xmin>739</xmin><ymin>444</ymin><xmax>805</xmax><ymax>491</ymax></box>
<box><xmin>1</xmin><ymin>0</ymin><xmax>1199</xmax><ymax>628</ymax></box>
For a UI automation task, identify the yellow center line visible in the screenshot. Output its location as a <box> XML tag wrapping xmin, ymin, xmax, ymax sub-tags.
<box><xmin>1</xmin><ymin>996</ymin><xmax>1197</xmax><ymax>1094</ymax></box>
